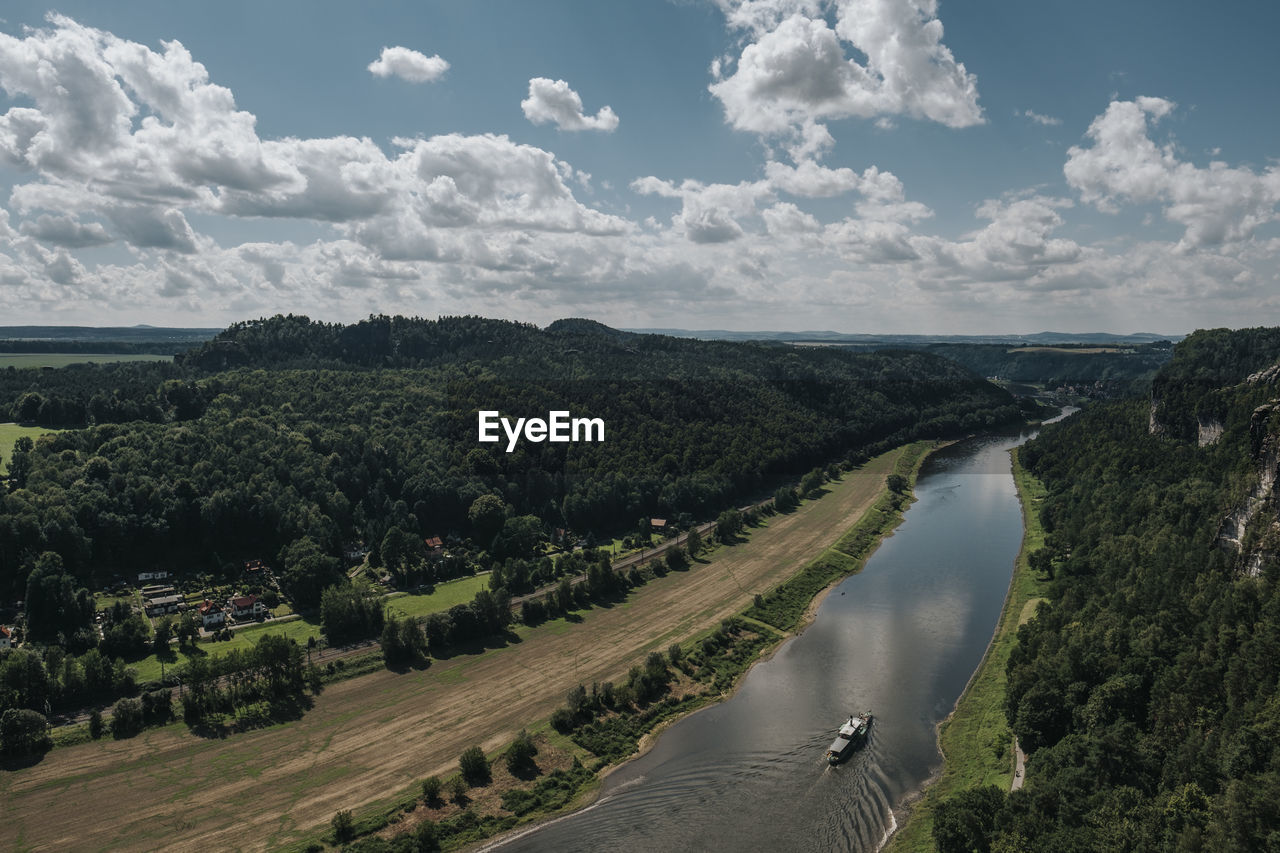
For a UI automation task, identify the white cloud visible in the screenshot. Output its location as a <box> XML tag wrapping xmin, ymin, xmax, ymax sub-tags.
<box><xmin>709</xmin><ymin>0</ymin><xmax>982</xmax><ymax>138</ymax></box>
<box><xmin>521</xmin><ymin>78</ymin><xmax>619</xmax><ymax>132</ymax></box>
<box><xmin>367</xmin><ymin>46</ymin><xmax>449</xmax><ymax>83</ymax></box>
<box><xmin>1065</xmin><ymin>97</ymin><xmax>1280</xmax><ymax>248</ymax></box>
<box><xmin>1019</xmin><ymin>109</ymin><xmax>1062</xmax><ymax>126</ymax></box>
<box><xmin>18</xmin><ymin>213</ymin><xmax>111</xmax><ymax>248</ymax></box>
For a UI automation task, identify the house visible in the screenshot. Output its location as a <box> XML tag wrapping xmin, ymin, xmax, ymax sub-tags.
<box><xmin>197</xmin><ymin>600</ymin><xmax>225</xmax><ymax>629</ymax></box>
<box><xmin>243</xmin><ymin>559</ymin><xmax>266</xmax><ymax>576</ymax></box>
<box><xmin>0</xmin><ymin>625</ymin><xmax>11</xmax><ymax>649</ymax></box>
<box><xmin>424</xmin><ymin>536</ymin><xmax>445</xmax><ymax>558</ymax></box>
<box><xmin>650</xmin><ymin>518</ymin><xmax>668</xmax><ymax>532</ymax></box>
<box><xmin>137</xmin><ymin>570</ymin><xmax>170</xmax><ymax>583</ymax></box>
<box><xmin>227</xmin><ymin>595</ymin><xmax>267</xmax><ymax>620</ymax></box>
<box><xmin>144</xmin><ymin>594</ymin><xmax>184</xmax><ymax>617</ymax></box>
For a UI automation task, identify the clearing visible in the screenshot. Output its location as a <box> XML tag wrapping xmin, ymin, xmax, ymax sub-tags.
<box><xmin>0</xmin><ymin>422</ymin><xmax>62</xmax><ymax>474</ymax></box>
<box><xmin>0</xmin><ymin>447</ymin><xmax>905</xmax><ymax>853</ymax></box>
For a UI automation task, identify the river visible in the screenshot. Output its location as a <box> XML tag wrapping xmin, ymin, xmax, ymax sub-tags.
<box><xmin>494</xmin><ymin>423</ymin><xmax>1060</xmax><ymax>852</ymax></box>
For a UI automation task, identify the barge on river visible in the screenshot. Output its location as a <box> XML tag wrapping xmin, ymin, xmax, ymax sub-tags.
<box><xmin>826</xmin><ymin>712</ymin><xmax>872</xmax><ymax>764</ymax></box>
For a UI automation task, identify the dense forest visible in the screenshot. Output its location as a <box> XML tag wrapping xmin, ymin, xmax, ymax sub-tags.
<box><xmin>926</xmin><ymin>341</ymin><xmax>1173</xmax><ymax>392</ymax></box>
<box><xmin>0</xmin><ymin>315</ymin><xmax>1028</xmax><ymax>608</ymax></box>
<box><xmin>934</xmin><ymin>327</ymin><xmax>1280</xmax><ymax>851</ymax></box>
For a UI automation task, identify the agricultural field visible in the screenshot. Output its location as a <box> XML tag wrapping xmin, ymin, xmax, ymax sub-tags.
<box><xmin>0</xmin><ymin>447</ymin><xmax>908</xmax><ymax>853</ymax></box>
<box><xmin>0</xmin><ymin>353</ymin><xmax>173</xmax><ymax>369</ymax></box>
<box><xmin>0</xmin><ymin>422</ymin><xmax>61</xmax><ymax>474</ymax></box>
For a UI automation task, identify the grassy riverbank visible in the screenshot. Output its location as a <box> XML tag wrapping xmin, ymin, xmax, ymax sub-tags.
<box><xmin>885</xmin><ymin>450</ymin><xmax>1050</xmax><ymax>852</ymax></box>
<box><xmin>4</xmin><ymin>444</ymin><xmax>931</xmax><ymax>853</ymax></box>
<box><xmin>298</xmin><ymin>442</ymin><xmax>940</xmax><ymax>852</ymax></box>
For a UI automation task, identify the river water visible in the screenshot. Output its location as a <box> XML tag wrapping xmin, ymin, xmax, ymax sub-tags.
<box><xmin>496</xmin><ymin>426</ymin><xmax>1052</xmax><ymax>853</ymax></box>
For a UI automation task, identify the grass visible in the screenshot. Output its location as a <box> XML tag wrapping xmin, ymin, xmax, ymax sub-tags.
<box><xmin>884</xmin><ymin>450</ymin><xmax>1051</xmax><ymax>853</ymax></box>
<box><xmin>129</xmin><ymin>616</ymin><xmax>322</xmax><ymax>683</ymax></box>
<box><xmin>5</xmin><ymin>441</ymin><xmax>943</xmax><ymax>853</ymax></box>
<box><xmin>0</xmin><ymin>353</ymin><xmax>173</xmax><ymax>369</ymax></box>
<box><xmin>0</xmin><ymin>422</ymin><xmax>63</xmax><ymax>474</ymax></box>
<box><xmin>125</xmin><ymin>577</ymin><xmax>491</xmax><ymax>682</ymax></box>
<box><xmin>383</xmin><ymin>574</ymin><xmax>492</xmax><ymax>619</ymax></box>
<box><xmin>745</xmin><ymin>442</ymin><xmax>932</xmax><ymax>632</ymax></box>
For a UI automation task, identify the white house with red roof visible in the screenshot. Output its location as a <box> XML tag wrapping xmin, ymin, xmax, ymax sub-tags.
<box><xmin>226</xmin><ymin>595</ymin><xmax>267</xmax><ymax>620</ymax></box>
<box><xmin>197</xmin><ymin>600</ymin><xmax>226</xmax><ymax>629</ymax></box>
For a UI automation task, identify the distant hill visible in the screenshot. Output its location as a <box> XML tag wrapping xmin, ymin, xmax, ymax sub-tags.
<box><xmin>0</xmin><ymin>325</ymin><xmax>220</xmax><ymax>343</ymax></box>
<box><xmin>625</xmin><ymin>329</ymin><xmax>1182</xmax><ymax>346</ymax></box>
<box><xmin>0</xmin><ymin>325</ymin><xmax>219</xmax><ymax>355</ymax></box>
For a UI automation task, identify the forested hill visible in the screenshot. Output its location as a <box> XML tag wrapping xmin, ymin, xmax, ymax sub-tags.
<box><xmin>925</xmin><ymin>341</ymin><xmax>1172</xmax><ymax>390</ymax></box>
<box><xmin>0</xmin><ymin>314</ymin><xmax>1026</xmax><ymax>602</ymax></box>
<box><xmin>940</xmin><ymin>327</ymin><xmax>1280</xmax><ymax>850</ymax></box>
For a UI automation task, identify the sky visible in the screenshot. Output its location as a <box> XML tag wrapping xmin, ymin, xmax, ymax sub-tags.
<box><xmin>0</xmin><ymin>1</ymin><xmax>1278</xmax><ymax>334</ymax></box>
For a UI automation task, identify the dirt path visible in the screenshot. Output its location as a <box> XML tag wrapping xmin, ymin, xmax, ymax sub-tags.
<box><xmin>0</xmin><ymin>449</ymin><xmax>904</xmax><ymax>853</ymax></box>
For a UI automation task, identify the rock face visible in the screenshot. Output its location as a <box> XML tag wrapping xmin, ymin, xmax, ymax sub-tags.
<box><xmin>1218</xmin><ymin>402</ymin><xmax>1280</xmax><ymax>575</ymax></box>
<box><xmin>1198</xmin><ymin>415</ymin><xmax>1224</xmax><ymax>447</ymax></box>
<box><xmin>1149</xmin><ymin>398</ymin><xmax>1163</xmax><ymax>436</ymax></box>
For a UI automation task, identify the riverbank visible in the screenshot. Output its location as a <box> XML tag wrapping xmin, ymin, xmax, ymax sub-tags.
<box><xmin>450</xmin><ymin>441</ymin><xmax>941</xmax><ymax>853</ymax></box>
<box><xmin>883</xmin><ymin>449</ymin><xmax>1050</xmax><ymax>852</ymax></box>
<box><xmin>329</xmin><ymin>442</ymin><xmax>940</xmax><ymax>853</ymax></box>
<box><xmin>2</xmin><ymin>445</ymin><xmax>926</xmax><ymax>853</ymax></box>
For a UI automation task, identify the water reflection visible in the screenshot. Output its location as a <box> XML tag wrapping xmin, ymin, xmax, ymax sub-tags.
<box><xmin>495</xmin><ymin>431</ymin><xmax>1043</xmax><ymax>853</ymax></box>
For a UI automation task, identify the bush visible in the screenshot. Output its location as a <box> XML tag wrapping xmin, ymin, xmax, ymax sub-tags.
<box><xmin>331</xmin><ymin>809</ymin><xmax>355</xmax><ymax>843</ymax></box>
<box><xmin>88</xmin><ymin>709</ymin><xmax>104</xmax><ymax>740</ymax></box>
<box><xmin>449</xmin><ymin>775</ymin><xmax>469</xmax><ymax>803</ymax></box>
<box><xmin>422</xmin><ymin>775</ymin><xmax>442</xmax><ymax>804</ymax></box>
<box><xmin>0</xmin><ymin>708</ymin><xmax>51</xmax><ymax>756</ymax></box>
<box><xmin>550</xmin><ymin>707</ymin><xmax>574</xmax><ymax>733</ymax></box>
<box><xmin>505</xmin><ymin>729</ymin><xmax>538</xmax><ymax>773</ymax></box>
<box><xmin>459</xmin><ymin>745</ymin><xmax>491</xmax><ymax>786</ymax></box>
<box><xmin>110</xmin><ymin>698</ymin><xmax>144</xmax><ymax>739</ymax></box>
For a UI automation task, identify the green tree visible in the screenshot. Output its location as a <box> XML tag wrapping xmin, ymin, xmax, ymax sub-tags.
<box><xmin>468</xmin><ymin>495</ymin><xmax>507</xmax><ymax>545</ymax></box>
<box><xmin>279</xmin><ymin>537</ymin><xmax>344</xmax><ymax>610</ymax></box>
<box><xmin>459</xmin><ymin>745</ymin><xmax>491</xmax><ymax>786</ymax></box>
<box><xmin>24</xmin><ymin>552</ymin><xmax>93</xmax><ymax>645</ymax></box>
<box><xmin>88</xmin><ymin>709</ymin><xmax>104</xmax><ymax>740</ymax></box>
<box><xmin>684</xmin><ymin>526</ymin><xmax>702</xmax><ymax>557</ymax></box>
<box><xmin>933</xmin><ymin>785</ymin><xmax>1004</xmax><ymax>853</ymax></box>
<box><xmin>505</xmin><ymin>729</ymin><xmax>538</xmax><ymax>773</ymax></box>
<box><xmin>152</xmin><ymin>617</ymin><xmax>175</xmax><ymax>657</ymax></box>
<box><xmin>421</xmin><ymin>775</ymin><xmax>442</xmax><ymax>805</ymax></box>
<box><xmin>0</xmin><ymin>708</ymin><xmax>50</xmax><ymax>756</ymax></box>
<box><xmin>887</xmin><ymin>473</ymin><xmax>908</xmax><ymax>493</ymax></box>
<box><xmin>331</xmin><ymin>809</ymin><xmax>354</xmax><ymax>843</ymax></box>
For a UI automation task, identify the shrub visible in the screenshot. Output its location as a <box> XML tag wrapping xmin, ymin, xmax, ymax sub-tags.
<box><xmin>0</xmin><ymin>708</ymin><xmax>51</xmax><ymax>756</ymax></box>
<box><xmin>422</xmin><ymin>774</ymin><xmax>442</xmax><ymax>804</ymax></box>
<box><xmin>110</xmin><ymin>698</ymin><xmax>144</xmax><ymax>739</ymax></box>
<box><xmin>88</xmin><ymin>709</ymin><xmax>104</xmax><ymax>740</ymax></box>
<box><xmin>331</xmin><ymin>809</ymin><xmax>354</xmax><ymax>843</ymax></box>
<box><xmin>459</xmin><ymin>745</ymin><xmax>491</xmax><ymax>786</ymax></box>
<box><xmin>505</xmin><ymin>729</ymin><xmax>538</xmax><ymax>773</ymax></box>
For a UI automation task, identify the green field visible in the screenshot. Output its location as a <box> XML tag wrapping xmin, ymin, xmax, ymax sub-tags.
<box><xmin>130</xmin><ymin>616</ymin><xmax>323</xmax><ymax>682</ymax></box>
<box><xmin>885</xmin><ymin>451</ymin><xmax>1051</xmax><ymax>852</ymax></box>
<box><xmin>0</xmin><ymin>353</ymin><xmax>173</xmax><ymax>369</ymax></box>
<box><xmin>382</xmin><ymin>573</ymin><xmax>491</xmax><ymax>619</ymax></box>
<box><xmin>0</xmin><ymin>422</ymin><xmax>62</xmax><ymax>474</ymax></box>
<box><xmin>127</xmin><ymin>577</ymin><xmax>492</xmax><ymax>681</ymax></box>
